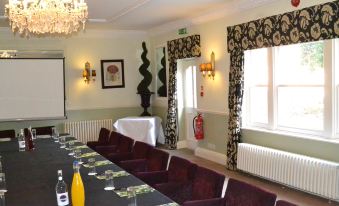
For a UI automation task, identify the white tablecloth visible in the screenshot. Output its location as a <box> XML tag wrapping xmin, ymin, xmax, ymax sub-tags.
<box><xmin>113</xmin><ymin>116</ymin><xmax>164</xmax><ymax>146</ymax></box>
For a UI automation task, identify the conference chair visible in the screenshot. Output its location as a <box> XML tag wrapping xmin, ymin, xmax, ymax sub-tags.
<box><xmin>119</xmin><ymin>148</ymin><xmax>169</xmax><ymax>174</ymax></box>
<box><xmin>94</xmin><ymin>131</ymin><xmax>121</xmax><ymax>154</ymax></box>
<box><xmin>32</xmin><ymin>126</ymin><xmax>54</xmax><ymax>136</ymax></box>
<box><xmin>107</xmin><ymin>141</ymin><xmax>153</xmax><ymax>165</ymax></box>
<box><xmin>0</xmin><ymin>130</ymin><xmax>15</xmax><ymax>139</ymax></box>
<box><xmin>86</xmin><ymin>128</ymin><xmax>110</xmax><ymax>150</ymax></box>
<box><xmin>182</xmin><ymin>178</ymin><xmax>277</xmax><ymax>206</ymax></box>
<box><xmin>159</xmin><ymin>165</ymin><xmax>224</xmax><ymax>205</ymax></box>
<box><xmin>97</xmin><ymin>134</ymin><xmax>134</xmax><ymax>158</ymax></box>
<box><xmin>137</xmin><ymin>156</ymin><xmax>197</xmax><ymax>187</ymax></box>
<box><xmin>276</xmin><ymin>200</ymin><xmax>298</xmax><ymax>206</ymax></box>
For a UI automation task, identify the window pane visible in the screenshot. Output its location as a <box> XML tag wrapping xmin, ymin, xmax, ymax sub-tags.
<box><xmin>276</xmin><ymin>42</ymin><xmax>324</xmax><ymax>85</ymax></box>
<box><xmin>277</xmin><ymin>87</ymin><xmax>324</xmax><ymax>131</ymax></box>
<box><xmin>249</xmin><ymin>87</ymin><xmax>268</xmax><ymax>124</ymax></box>
<box><xmin>244</xmin><ymin>48</ymin><xmax>268</xmax><ymax>86</ymax></box>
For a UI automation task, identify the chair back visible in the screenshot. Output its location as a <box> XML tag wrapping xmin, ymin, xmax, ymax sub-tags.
<box><xmin>146</xmin><ymin>148</ymin><xmax>169</xmax><ymax>172</ymax></box>
<box><xmin>0</xmin><ymin>130</ymin><xmax>15</xmax><ymax>139</ymax></box>
<box><xmin>132</xmin><ymin>141</ymin><xmax>153</xmax><ymax>159</ymax></box>
<box><xmin>168</xmin><ymin>156</ymin><xmax>197</xmax><ymax>183</ymax></box>
<box><xmin>97</xmin><ymin>128</ymin><xmax>110</xmax><ymax>144</ymax></box>
<box><xmin>191</xmin><ymin>166</ymin><xmax>225</xmax><ymax>201</ymax></box>
<box><xmin>116</xmin><ymin>134</ymin><xmax>134</xmax><ymax>153</ymax></box>
<box><xmin>276</xmin><ymin>200</ymin><xmax>298</xmax><ymax>206</ymax></box>
<box><xmin>108</xmin><ymin>131</ymin><xmax>120</xmax><ymax>145</ymax></box>
<box><xmin>225</xmin><ymin>178</ymin><xmax>277</xmax><ymax>206</ymax></box>
<box><xmin>32</xmin><ymin>126</ymin><xmax>53</xmax><ymax>135</ymax></box>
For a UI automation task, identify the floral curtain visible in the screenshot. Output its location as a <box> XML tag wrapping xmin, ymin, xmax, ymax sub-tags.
<box><xmin>165</xmin><ymin>35</ymin><xmax>201</xmax><ymax>149</ymax></box>
<box><xmin>226</xmin><ymin>1</ymin><xmax>339</xmax><ymax>170</ymax></box>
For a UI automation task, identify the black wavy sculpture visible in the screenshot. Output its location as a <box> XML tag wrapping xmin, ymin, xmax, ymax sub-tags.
<box><xmin>157</xmin><ymin>47</ymin><xmax>167</xmax><ymax>97</ymax></box>
<box><xmin>137</xmin><ymin>42</ymin><xmax>152</xmax><ymax>94</ymax></box>
<box><xmin>137</xmin><ymin>42</ymin><xmax>153</xmax><ymax>116</ymax></box>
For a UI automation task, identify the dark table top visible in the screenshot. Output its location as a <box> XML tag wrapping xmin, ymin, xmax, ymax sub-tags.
<box><xmin>0</xmin><ymin>138</ymin><xmax>176</xmax><ymax>206</ymax></box>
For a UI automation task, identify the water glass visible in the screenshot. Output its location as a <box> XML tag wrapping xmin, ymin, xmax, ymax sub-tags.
<box><xmin>0</xmin><ymin>173</ymin><xmax>7</xmax><ymax>193</ymax></box>
<box><xmin>31</xmin><ymin>129</ymin><xmax>37</xmax><ymax>140</ymax></box>
<box><xmin>127</xmin><ymin>187</ymin><xmax>137</xmax><ymax>206</ymax></box>
<box><xmin>87</xmin><ymin>158</ymin><xmax>97</xmax><ymax>176</ymax></box>
<box><xmin>74</xmin><ymin>149</ymin><xmax>82</xmax><ymax>163</ymax></box>
<box><xmin>0</xmin><ymin>193</ymin><xmax>5</xmax><ymax>206</ymax></box>
<box><xmin>68</xmin><ymin>141</ymin><xmax>75</xmax><ymax>156</ymax></box>
<box><xmin>59</xmin><ymin>136</ymin><xmax>66</xmax><ymax>149</ymax></box>
<box><xmin>54</xmin><ymin>131</ymin><xmax>59</xmax><ymax>143</ymax></box>
<box><xmin>104</xmin><ymin>170</ymin><xmax>114</xmax><ymax>191</ymax></box>
<box><xmin>51</xmin><ymin>127</ymin><xmax>56</xmax><ymax>139</ymax></box>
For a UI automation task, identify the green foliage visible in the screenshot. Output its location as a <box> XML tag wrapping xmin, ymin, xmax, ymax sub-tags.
<box><xmin>300</xmin><ymin>42</ymin><xmax>324</xmax><ymax>71</ymax></box>
<box><xmin>137</xmin><ymin>42</ymin><xmax>152</xmax><ymax>94</ymax></box>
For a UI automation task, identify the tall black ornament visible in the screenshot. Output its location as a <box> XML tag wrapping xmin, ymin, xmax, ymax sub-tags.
<box><xmin>137</xmin><ymin>42</ymin><xmax>154</xmax><ymax>116</ymax></box>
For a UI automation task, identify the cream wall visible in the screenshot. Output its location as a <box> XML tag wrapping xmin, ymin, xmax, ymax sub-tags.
<box><xmin>0</xmin><ymin>28</ymin><xmax>149</xmax><ymax>131</ymax></box>
<box><xmin>150</xmin><ymin>0</ymin><xmax>339</xmax><ymax>162</ymax></box>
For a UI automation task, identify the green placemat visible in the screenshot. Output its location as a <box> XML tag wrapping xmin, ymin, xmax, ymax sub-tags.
<box><xmin>65</xmin><ymin>139</ymin><xmax>80</xmax><ymax>144</ymax></box>
<box><xmin>65</xmin><ymin>145</ymin><xmax>87</xmax><ymax>150</ymax></box>
<box><xmin>156</xmin><ymin>203</ymin><xmax>179</xmax><ymax>206</ymax></box>
<box><xmin>95</xmin><ymin>171</ymin><xmax>130</xmax><ymax>180</ymax></box>
<box><xmin>80</xmin><ymin>152</ymin><xmax>99</xmax><ymax>158</ymax></box>
<box><xmin>114</xmin><ymin>184</ymin><xmax>155</xmax><ymax>197</ymax></box>
<box><xmin>83</xmin><ymin>160</ymin><xmax>112</xmax><ymax>168</ymax></box>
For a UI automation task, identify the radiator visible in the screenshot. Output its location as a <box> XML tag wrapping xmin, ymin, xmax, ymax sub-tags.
<box><xmin>64</xmin><ymin>119</ymin><xmax>113</xmax><ymax>143</ymax></box>
<box><xmin>237</xmin><ymin>143</ymin><xmax>339</xmax><ymax>201</ymax></box>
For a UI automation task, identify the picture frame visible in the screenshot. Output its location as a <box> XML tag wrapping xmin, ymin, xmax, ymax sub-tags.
<box><xmin>101</xmin><ymin>59</ymin><xmax>125</xmax><ymax>89</ymax></box>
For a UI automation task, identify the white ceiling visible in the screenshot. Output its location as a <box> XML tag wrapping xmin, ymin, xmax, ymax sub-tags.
<box><xmin>0</xmin><ymin>0</ymin><xmax>278</xmax><ymax>31</ymax></box>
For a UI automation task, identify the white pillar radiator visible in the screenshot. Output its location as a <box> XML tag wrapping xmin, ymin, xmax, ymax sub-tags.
<box><xmin>64</xmin><ymin>119</ymin><xmax>113</xmax><ymax>143</ymax></box>
<box><xmin>237</xmin><ymin>143</ymin><xmax>339</xmax><ymax>201</ymax></box>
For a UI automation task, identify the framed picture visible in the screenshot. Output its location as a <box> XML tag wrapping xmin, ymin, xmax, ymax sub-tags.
<box><xmin>101</xmin><ymin>59</ymin><xmax>125</xmax><ymax>89</ymax></box>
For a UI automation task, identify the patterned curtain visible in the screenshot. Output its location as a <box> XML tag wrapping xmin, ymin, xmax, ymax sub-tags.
<box><xmin>226</xmin><ymin>1</ymin><xmax>339</xmax><ymax>170</ymax></box>
<box><xmin>165</xmin><ymin>35</ymin><xmax>201</xmax><ymax>149</ymax></box>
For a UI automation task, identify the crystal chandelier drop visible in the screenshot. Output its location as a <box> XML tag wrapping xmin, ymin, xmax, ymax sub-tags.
<box><xmin>5</xmin><ymin>0</ymin><xmax>88</xmax><ymax>36</ymax></box>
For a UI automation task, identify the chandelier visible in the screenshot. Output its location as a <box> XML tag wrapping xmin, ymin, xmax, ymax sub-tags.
<box><xmin>5</xmin><ymin>0</ymin><xmax>88</xmax><ymax>36</ymax></box>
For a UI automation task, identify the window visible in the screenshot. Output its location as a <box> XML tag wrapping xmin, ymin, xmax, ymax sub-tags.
<box><xmin>243</xmin><ymin>39</ymin><xmax>338</xmax><ymax>139</ymax></box>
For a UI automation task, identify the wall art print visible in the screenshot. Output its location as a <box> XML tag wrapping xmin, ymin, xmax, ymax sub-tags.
<box><xmin>101</xmin><ymin>59</ymin><xmax>125</xmax><ymax>89</ymax></box>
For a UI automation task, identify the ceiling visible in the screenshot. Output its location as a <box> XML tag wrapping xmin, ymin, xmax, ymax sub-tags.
<box><xmin>0</xmin><ymin>0</ymin><xmax>278</xmax><ymax>31</ymax></box>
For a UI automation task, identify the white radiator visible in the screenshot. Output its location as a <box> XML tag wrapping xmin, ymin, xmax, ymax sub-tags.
<box><xmin>64</xmin><ymin>119</ymin><xmax>113</xmax><ymax>143</ymax></box>
<box><xmin>237</xmin><ymin>143</ymin><xmax>339</xmax><ymax>201</ymax></box>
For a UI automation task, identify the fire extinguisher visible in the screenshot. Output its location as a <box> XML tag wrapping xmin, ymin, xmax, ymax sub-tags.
<box><xmin>193</xmin><ymin>113</ymin><xmax>204</xmax><ymax>140</ymax></box>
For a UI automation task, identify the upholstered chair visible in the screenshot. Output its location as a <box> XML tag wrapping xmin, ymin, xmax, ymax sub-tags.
<box><xmin>97</xmin><ymin>134</ymin><xmax>134</xmax><ymax>158</ymax></box>
<box><xmin>165</xmin><ymin>165</ymin><xmax>224</xmax><ymax>205</ymax></box>
<box><xmin>86</xmin><ymin>127</ymin><xmax>110</xmax><ymax>150</ymax></box>
<box><xmin>107</xmin><ymin>141</ymin><xmax>153</xmax><ymax>165</ymax></box>
<box><xmin>137</xmin><ymin>156</ymin><xmax>197</xmax><ymax>187</ymax></box>
<box><xmin>32</xmin><ymin>126</ymin><xmax>54</xmax><ymax>136</ymax></box>
<box><xmin>276</xmin><ymin>200</ymin><xmax>298</xmax><ymax>206</ymax></box>
<box><xmin>94</xmin><ymin>131</ymin><xmax>121</xmax><ymax>155</ymax></box>
<box><xmin>183</xmin><ymin>178</ymin><xmax>277</xmax><ymax>206</ymax></box>
<box><xmin>119</xmin><ymin>148</ymin><xmax>169</xmax><ymax>174</ymax></box>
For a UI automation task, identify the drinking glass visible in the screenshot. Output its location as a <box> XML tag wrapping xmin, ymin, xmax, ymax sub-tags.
<box><xmin>74</xmin><ymin>149</ymin><xmax>82</xmax><ymax>164</ymax></box>
<box><xmin>54</xmin><ymin>130</ymin><xmax>59</xmax><ymax>143</ymax></box>
<box><xmin>104</xmin><ymin>170</ymin><xmax>114</xmax><ymax>190</ymax></box>
<box><xmin>0</xmin><ymin>173</ymin><xmax>7</xmax><ymax>193</ymax></box>
<box><xmin>0</xmin><ymin>194</ymin><xmax>5</xmax><ymax>206</ymax></box>
<box><xmin>59</xmin><ymin>136</ymin><xmax>66</xmax><ymax>149</ymax></box>
<box><xmin>127</xmin><ymin>187</ymin><xmax>137</xmax><ymax>206</ymax></box>
<box><xmin>31</xmin><ymin>129</ymin><xmax>37</xmax><ymax>140</ymax></box>
<box><xmin>51</xmin><ymin>127</ymin><xmax>56</xmax><ymax>140</ymax></box>
<box><xmin>68</xmin><ymin>141</ymin><xmax>75</xmax><ymax>156</ymax></box>
<box><xmin>87</xmin><ymin>158</ymin><xmax>97</xmax><ymax>176</ymax></box>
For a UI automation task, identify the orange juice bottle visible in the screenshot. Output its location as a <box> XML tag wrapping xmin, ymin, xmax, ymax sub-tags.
<box><xmin>71</xmin><ymin>161</ymin><xmax>85</xmax><ymax>206</ymax></box>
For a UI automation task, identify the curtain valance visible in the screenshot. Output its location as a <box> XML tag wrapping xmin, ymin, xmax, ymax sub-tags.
<box><xmin>227</xmin><ymin>1</ymin><xmax>339</xmax><ymax>53</ymax></box>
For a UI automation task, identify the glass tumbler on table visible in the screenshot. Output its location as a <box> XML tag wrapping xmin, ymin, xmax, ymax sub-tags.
<box><xmin>87</xmin><ymin>158</ymin><xmax>97</xmax><ymax>176</ymax></box>
<box><xmin>74</xmin><ymin>149</ymin><xmax>82</xmax><ymax>164</ymax></box>
<box><xmin>31</xmin><ymin>129</ymin><xmax>37</xmax><ymax>140</ymax></box>
<box><xmin>68</xmin><ymin>141</ymin><xmax>75</xmax><ymax>156</ymax></box>
<box><xmin>0</xmin><ymin>173</ymin><xmax>7</xmax><ymax>194</ymax></box>
<box><xmin>59</xmin><ymin>136</ymin><xmax>66</xmax><ymax>149</ymax></box>
<box><xmin>127</xmin><ymin>187</ymin><xmax>137</xmax><ymax>206</ymax></box>
<box><xmin>104</xmin><ymin>170</ymin><xmax>114</xmax><ymax>191</ymax></box>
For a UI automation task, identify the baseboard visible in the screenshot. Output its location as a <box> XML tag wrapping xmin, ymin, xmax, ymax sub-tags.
<box><xmin>195</xmin><ymin>147</ymin><xmax>226</xmax><ymax>166</ymax></box>
<box><xmin>177</xmin><ymin>140</ymin><xmax>187</xmax><ymax>149</ymax></box>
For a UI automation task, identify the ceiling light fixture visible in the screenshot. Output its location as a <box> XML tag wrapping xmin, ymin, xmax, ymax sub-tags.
<box><xmin>5</xmin><ymin>0</ymin><xmax>88</xmax><ymax>36</ymax></box>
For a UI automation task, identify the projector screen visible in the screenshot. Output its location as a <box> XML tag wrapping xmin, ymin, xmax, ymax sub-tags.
<box><xmin>0</xmin><ymin>58</ymin><xmax>66</xmax><ymax>121</ymax></box>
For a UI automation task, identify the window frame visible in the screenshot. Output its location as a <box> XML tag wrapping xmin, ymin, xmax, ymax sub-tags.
<box><xmin>242</xmin><ymin>39</ymin><xmax>337</xmax><ymax>140</ymax></box>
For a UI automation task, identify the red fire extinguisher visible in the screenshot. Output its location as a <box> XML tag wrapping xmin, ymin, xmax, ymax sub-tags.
<box><xmin>193</xmin><ymin>113</ymin><xmax>204</xmax><ymax>140</ymax></box>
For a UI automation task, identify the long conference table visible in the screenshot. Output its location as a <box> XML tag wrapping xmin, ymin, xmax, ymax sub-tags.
<box><xmin>0</xmin><ymin>136</ymin><xmax>178</xmax><ymax>206</ymax></box>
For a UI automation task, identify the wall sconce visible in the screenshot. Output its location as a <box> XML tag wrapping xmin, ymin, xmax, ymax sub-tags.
<box><xmin>82</xmin><ymin>61</ymin><xmax>96</xmax><ymax>84</ymax></box>
<box><xmin>199</xmin><ymin>52</ymin><xmax>215</xmax><ymax>80</ymax></box>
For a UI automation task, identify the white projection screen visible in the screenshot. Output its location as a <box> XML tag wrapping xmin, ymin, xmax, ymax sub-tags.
<box><xmin>0</xmin><ymin>58</ymin><xmax>66</xmax><ymax>121</ymax></box>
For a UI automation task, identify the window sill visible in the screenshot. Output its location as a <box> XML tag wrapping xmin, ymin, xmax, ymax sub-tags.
<box><xmin>241</xmin><ymin>126</ymin><xmax>339</xmax><ymax>145</ymax></box>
